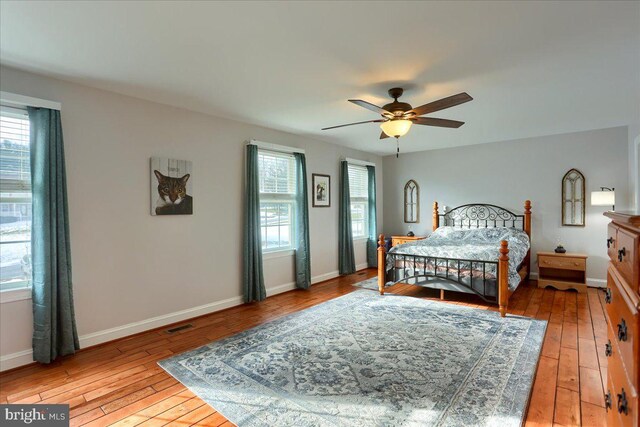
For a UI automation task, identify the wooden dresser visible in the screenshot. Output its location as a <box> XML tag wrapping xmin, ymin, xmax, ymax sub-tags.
<box><xmin>391</xmin><ymin>235</ymin><xmax>426</xmax><ymax>247</ymax></box>
<box><xmin>604</xmin><ymin>211</ymin><xmax>639</xmax><ymax>427</ymax></box>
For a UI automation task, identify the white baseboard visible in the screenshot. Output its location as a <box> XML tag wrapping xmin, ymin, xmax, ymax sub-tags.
<box><xmin>0</xmin><ymin>265</ymin><xmax>375</xmax><ymax>372</ymax></box>
<box><xmin>0</xmin><ymin>293</ymin><xmax>245</xmax><ymax>372</ymax></box>
<box><xmin>529</xmin><ymin>272</ymin><xmax>607</xmax><ymax>288</ymax></box>
<box><xmin>0</xmin><ymin>349</ymin><xmax>32</xmax><ymax>372</ymax></box>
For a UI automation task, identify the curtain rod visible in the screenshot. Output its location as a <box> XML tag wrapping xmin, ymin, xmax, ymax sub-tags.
<box><xmin>0</xmin><ymin>91</ymin><xmax>61</xmax><ymax>111</ymax></box>
<box><xmin>248</xmin><ymin>139</ymin><xmax>305</xmax><ymax>154</ymax></box>
<box><xmin>344</xmin><ymin>157</ymin><xmax>376</xmax><ymax>167</ymax></box>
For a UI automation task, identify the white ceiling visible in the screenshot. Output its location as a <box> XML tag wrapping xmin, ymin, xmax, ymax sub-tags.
<box><xmin>1</xmin><ymin>1</ymin><xmax>639</xmax><ymax>155</ymax></box>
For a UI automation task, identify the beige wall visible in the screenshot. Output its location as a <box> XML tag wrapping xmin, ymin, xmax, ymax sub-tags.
<box><xmin>0</xmin><ymin>66</ymin><xmax>383</xmax><ymax>369</ymax></box>
<box><xmin>383</xmin><ymin>127</ymin><xmax>630</xmax><ymax>285</ymax></box>
<box><xmin>629</xmin><ymin>124</ymin><xmax>640</xmax><ymax>210</ymax></box>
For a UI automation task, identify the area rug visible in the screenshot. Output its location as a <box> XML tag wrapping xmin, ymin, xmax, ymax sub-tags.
<box><xmin>159</xmin><ymin>291</ymin><xmax>546</xmax><ymax>427</ymax></box>
<box><xmin>352</xmin><ymin>276</ymin><xmax>389</xmax><ymax>291</ymax></box>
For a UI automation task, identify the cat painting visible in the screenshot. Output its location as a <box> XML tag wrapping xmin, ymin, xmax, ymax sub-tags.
<box><xmin>150</xmin><ymin>158</ymin><xmax>193</xmax><ymax>215</ymax></box>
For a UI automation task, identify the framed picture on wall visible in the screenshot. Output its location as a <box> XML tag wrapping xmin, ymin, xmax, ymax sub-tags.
<box><xmin>150</xmin><ymin>157</ymin><xmax>193</xmax><ymax>215</ymax></box>
<box><xmin>312</xmin><ymin>173</ymin><xmax>330</xmax><ymax>207</ymax></box>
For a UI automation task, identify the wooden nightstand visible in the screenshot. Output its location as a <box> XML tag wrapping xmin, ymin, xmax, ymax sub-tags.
<box><xmin>391</xmin><ymin>235</ymin><xmax>427</xmax><ymax>247</ymax></box>
<box><xmin>537</xmin><ymin>251</ymin><xmax>587</xmax><ymax>293</ymax></box>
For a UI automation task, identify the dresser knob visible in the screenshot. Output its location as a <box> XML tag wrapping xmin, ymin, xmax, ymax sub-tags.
<box><xmin>605</xmin><ymin>340</ymin><xmax>612</xmax><ymax>357</ymax></box>
<box><xmin>605</xmin><ymin>288</ymin><xmax>612</xmax><ymax>304</ymax></box>
<box><xmin>617</xmin><ymin>319</ymin><xmax>628</xmax><ymax>342</ymax></box>
<box><xmin>618</xmin><ymin>247</ymin><xmax>626</xmax><ymax>262</ymax></box>
<box><xmin>617</xmin><ymin>389</ymin><xmax>629</xmax><ymax>415</ymax></box>
<box><xmin>605</xmin><ymin>391</ymin><xmax>612</xmax><ymax>410</ymax></box>
<box><xmin>607</xmin><ymin>237</ymin><xmax>614</xmax><ymax>248</ymax></box>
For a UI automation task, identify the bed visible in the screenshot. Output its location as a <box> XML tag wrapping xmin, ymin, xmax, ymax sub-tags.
<box><xmin>377</xmin><ymin>201</ymin><xmax>532</xmax><ymax>317</ymax></box>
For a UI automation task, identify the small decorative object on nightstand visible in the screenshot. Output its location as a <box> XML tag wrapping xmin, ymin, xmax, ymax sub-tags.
<box><xmin>554</xmin><ymin>244</ymin><xmax>567</xmax><ymax>254</ymax></box>
<box><xmin>391</xmin><ymin>235</ymin><xmax>426</xmax><ymax>247</ymax></box>
<box><xmin>537</xmin><ymin>251</ymin><xmax>587</xmax><ymax>293</ymax></box>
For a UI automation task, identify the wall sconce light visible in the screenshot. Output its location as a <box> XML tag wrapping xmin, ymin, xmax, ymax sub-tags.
<box><xmin>591</xmin><ymin>187</ymin><xmax>615</xmax><ymax>211</ymax></box>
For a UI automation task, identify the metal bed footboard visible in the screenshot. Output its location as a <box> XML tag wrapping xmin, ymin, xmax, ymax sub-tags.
<box><xmin>385</xmin><ymin>252</ymin><xmax>501</xmax><ymax>303</ymax></box>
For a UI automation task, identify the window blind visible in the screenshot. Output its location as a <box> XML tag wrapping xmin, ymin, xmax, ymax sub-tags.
<box><xmin>348</xmin><ymin>164</ymin><xmax>368</xmax><ymax>199</ymax></box>
<box><xmin>0</xmin><ymin>106</ymin><xmax>30</xmax><ymax>192</ymax></box>
<box><xmin>258</xmin><ymin>150</ymin><xmax>296</xmax><ymax>196</ymax></box>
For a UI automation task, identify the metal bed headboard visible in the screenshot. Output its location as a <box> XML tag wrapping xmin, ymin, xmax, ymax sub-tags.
<box><xmin>438</xmin><ymin>203</ymin><xmax>526</xmax><ymax>231</ymax></box>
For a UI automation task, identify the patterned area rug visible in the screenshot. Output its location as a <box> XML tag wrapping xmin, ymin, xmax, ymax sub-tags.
<box><xmin>159</xmin><ymin>291</ymin><xmax>546</xmax><ymax>427</ymax></box>
<box><xmin>352</xmin><ymin>276</ymin><xmax>388</xmax><ymax>290</ymax></box>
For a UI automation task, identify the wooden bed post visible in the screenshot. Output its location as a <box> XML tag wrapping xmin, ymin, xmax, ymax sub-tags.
<box><xmin>524</xmin><ymin>200</ymin><xmax>532</xmax><ymax>237</ymax></box>
<box><xmin>432</xmin><ymin>201</ymin><xmax>439</xmax><ymax>231</ymax></box>
<box><xmin>499</xmin><ymin>240</ymin><xmax>510</xmax><ymax>317</ymax></box>
<box><xmin>377</xmin><ymin>234</ymin><xmax>386</xmax><ymax>295</ymax></box>
<box><xmin>524</xmin><ymin>200</ymin><xmax>532</xmax><ymax>280</ymax></box>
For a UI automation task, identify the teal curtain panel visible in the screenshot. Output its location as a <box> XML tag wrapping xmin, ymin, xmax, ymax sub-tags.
<box><xmin>243</xmin><ymin>145</ymin><xmax>266</xmax><ymax>302</ymax></box>
<box><xmin>294</xmin><ymin>153</ymin><xmax>311</xmax><ymax>289</ymax></box>
<box><xmin>366</xmin><ymin>165</ymin><xmax>377</xmax><ymax>267</ymax></box>
<box><xmin>339</xmin><ymin>161</ymin><xmax>355</xmax><ymax>274</ymax></box>
<box><xmin>28</xmin><ymin>107</ymin><xmax>79</xmax><ymax>364</ymax></box>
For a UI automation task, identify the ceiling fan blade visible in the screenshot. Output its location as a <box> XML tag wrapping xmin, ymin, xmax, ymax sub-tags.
<box><xmin>411</xmin><ymin>117</ymin><xmax>465</xmax><ymax>128</ymax></box>
<box><xmin>349</xmin><ymin>99</ymin><xmax>392</xmax><ymax>115</ymax></box>
<box><xmin>407</xmin><ymin>92</ymin><xmax>473</xmax><ymax>117</ymax></box>
<box><xmin>380</xmin><ymin>131</ymin><xmax>389</xmax><ymax>139</ymax></box>
<box><xmin>322</xmin><ymin>119</ymin><xmax>384</xmax><ymax>130</ymax></box>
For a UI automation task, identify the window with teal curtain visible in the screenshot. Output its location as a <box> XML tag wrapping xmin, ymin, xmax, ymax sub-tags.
<box><xmin>366</xmin><ymin>165</ymin><xmax>377</xmax><ymax>267</ymax></box>
<box><xmin>28</xmin><ymin>107</ymin><xmax>79</xmax><ymax>364</ymax></box>
<box><xmin>339</xmin><ymin>161</ymin><xmax>355</xmax><ymax>274</ymax></box>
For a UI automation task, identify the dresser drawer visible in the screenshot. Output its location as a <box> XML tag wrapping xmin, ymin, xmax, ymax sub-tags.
<box><xmin>606</xmin><ymin>268</ymin><xmax>639</xmax><ymax>389</ymax></box>
<box><xmin>606</xmin><ymin>341</ymin><xmax>638</xmax><ymax>427</ymax></box>
<box><xmin>538</xmin><ymin>255</ymin><xmax>585</xmax><ymax>271</ymax></box>
<box><xmin>617</xmin><ymin>228</ymin><xmax>639</xmax><ymax>293</ymax></box>
<box><xmin>609</xmin><ymin>223</ymin><xmax>619</xmax><ymax>261</ymax></box>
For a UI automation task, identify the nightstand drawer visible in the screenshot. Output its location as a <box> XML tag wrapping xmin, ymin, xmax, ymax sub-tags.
<box><xmin>538</xmin><ymin>256</ymin><xmax>585</xmax><ymax>271</ymax></box>
<box><xmin>391</xmin><ymin>236</ymin><xmax>426</xmax><ymax>247</ymax></box>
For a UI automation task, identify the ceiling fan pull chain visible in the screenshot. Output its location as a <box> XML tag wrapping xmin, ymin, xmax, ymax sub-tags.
<box><xmin>396</xmin><ymin>137</ymin><xmax>400</xmax><ymax>158</ymax></box>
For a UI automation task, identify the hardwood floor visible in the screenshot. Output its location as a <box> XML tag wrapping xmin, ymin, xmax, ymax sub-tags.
<box><xmin>0</xmin><ymin>269</ymin><xmax>608</xmax><ymax>426</ymax></box>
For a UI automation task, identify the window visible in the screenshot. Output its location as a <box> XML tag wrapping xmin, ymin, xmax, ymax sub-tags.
<box><xmin>258</xmin><ymin>150</ymin><xmax>296</xmax><ymax>252</ymax></box>
<box><xmin>0</xmin><ymin>106</ymin><xmax>32</xmax><ymax>292</ymax></box>
<box><xmin>348</xmin><ymin>164</ymin><xmax>369</xmax><ymax>239</ymax></box>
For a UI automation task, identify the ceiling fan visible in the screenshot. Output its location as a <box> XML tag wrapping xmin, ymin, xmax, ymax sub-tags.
<box><xmin>322</xmin><ymin>88</ymin><xmax>472</xmax><ymax>156</ymax></box>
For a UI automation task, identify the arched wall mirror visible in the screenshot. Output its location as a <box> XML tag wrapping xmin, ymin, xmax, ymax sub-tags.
<box><xmin>562</xmin><ymin>168</ymin><xmax>585</xmax><ymax>227</ymax></box>
<box><xmin>404</xmin><ymin>180</ymin><xmax>419</xmax><ymax>223</ymax></box>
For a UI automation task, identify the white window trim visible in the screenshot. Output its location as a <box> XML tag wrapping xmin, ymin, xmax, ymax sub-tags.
<box><xmin>257</xmin><ymin>148</ymin><xmax>297</xmax><ymax>253</ymax></box>
<box><xmin>344</xmin><ymin>157</ymin><xmax>375</xmax><ymax>167</ymax></box>
<box><xmin>249</xmin><ymin>139</ymin><xmax>304</xmax><ymax>154</ymax></box>
<box><xmin>1</xmin><ymin>99</ymin><xmax>34</xmax><ymax>301</ymax></box>
<box><xmin>263</xmin><ymin>249</ymin><xmax>295</xmax><ymax>259</ymax></box>
<box><xmin>0</xmin><ymin>91</ymin><xmax>61</xmax><ymax>111</ymax></box>
<box><xmin>347</xmin><ymin>163</ymin><xmax>370</xmax><ymax>240</ymax></box>
<box><xmin>0</xmin><ymin>286</ymin><xmax>31</xmax><ymax>303</ymax></box>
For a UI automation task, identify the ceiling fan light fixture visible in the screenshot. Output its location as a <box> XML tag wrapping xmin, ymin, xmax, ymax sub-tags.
<box><xmin>380</xmin><ymin>119</ymin><xmax>412</xmax><ymax>138</ymax></box>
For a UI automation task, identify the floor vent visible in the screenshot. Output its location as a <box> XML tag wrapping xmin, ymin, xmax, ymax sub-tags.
<box><xmin>166</xmin><ymin>324</ymin><xmax>193</xmax><ymax>334</ymax></box>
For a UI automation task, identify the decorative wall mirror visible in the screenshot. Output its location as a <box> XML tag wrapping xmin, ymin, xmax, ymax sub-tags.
<box><xmin>404</xmin><ymin>179</ymin><xmax>419</xmax><ymax>223</ymax></box>
<box><xmin>562</xmin><ymin>168</ymin><xmax>585</xmax><ymax>227</ymax></box>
